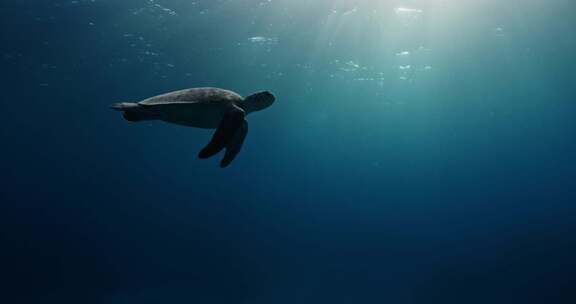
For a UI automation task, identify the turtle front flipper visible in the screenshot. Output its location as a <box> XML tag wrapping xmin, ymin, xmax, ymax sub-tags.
<box><xmin>198</xmin><ymin>105</ymin><xmax>245</xmax><ymax>161</ymax></box>
<box><xmin>220</xmin><ymin>120</ymin><xmax>248</xmax><ymax>168</ymax></box>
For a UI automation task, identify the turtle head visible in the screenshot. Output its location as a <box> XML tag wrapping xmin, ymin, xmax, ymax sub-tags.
<box><xmin>241</xmin><ymin>91</ymin><xmax>275</xmax><ymax>114</ymax></box>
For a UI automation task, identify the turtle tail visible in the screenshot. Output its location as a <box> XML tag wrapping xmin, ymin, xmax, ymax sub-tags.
<box><xmin>110</xmin><ymin>102</ymin><xmax>140</xmax><ymax>110</ymax></box>
<box><xmin>123</xmin><ymin>111</ymin><xmax>143</xmax><ymax>122</ymax></box>
<box><xmin>122</xmin><ymin>109</ymin><xmax>161</xmax><ymax>122</ymax></box>
<box><xmin>110</xmin><ymin>102</ymin><xmax>159</xmax><ymax>122</ymax></box>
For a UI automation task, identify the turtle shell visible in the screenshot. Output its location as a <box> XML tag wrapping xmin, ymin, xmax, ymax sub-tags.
<box><xmin>138</xmin><ymin>87</ymin><xmax>243</xmax><ymax>106</ymax></box>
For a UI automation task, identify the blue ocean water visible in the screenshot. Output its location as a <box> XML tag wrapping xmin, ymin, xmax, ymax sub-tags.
<box><xmin>1</xmin><ymin>0</ymin><xmax>575</xmax><ymax>303</ymax></box>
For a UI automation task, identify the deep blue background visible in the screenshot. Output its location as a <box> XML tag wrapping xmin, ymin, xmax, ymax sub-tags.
<box><xmin>1</xmin><ymin>0</ymin><xmax>575</xmax><ymax>303</ymax></box>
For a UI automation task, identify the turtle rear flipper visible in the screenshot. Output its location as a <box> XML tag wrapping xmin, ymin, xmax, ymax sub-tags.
<box><xmin>122</xmin><ymin>109</ymin><xmax>161</xmax><ymax>122</ymax></box>
<box><xmin>123</xmin><ymin>111</ymin><xmax>140</xmax><ymax>122</ymax></box>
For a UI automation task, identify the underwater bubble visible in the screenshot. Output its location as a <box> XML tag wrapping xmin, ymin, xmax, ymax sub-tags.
<box><xmin>394</xmin><ymin>7</ymin><xmax>424</xmax><ymax>19</ymax></box>
<box><xmin>248</xmin><ymin>36</ymin><xmax>267</xmax><ymax>43</ymax></box>
<box><xmin>342</xmin><ymin>7</ymin><xmax>358</xmax><ymax>16</ymax></box>
<box><xmin>141</xmin><ymin>50</ymin><xmax>159</xmax><ymax>57</ymax></box>
<box><xmin>396</xmin><ymin>51</ymin><xmax>411</xmax><ymax>66</ymax></box>
<box><xmin>332</xmin><ymin>59</ymin><xmax>363</xmax><ymax>72</ymax></box>
<box><xmin>340</xmin><ymin>61</ymin><xmax>361</xmax><ymax>72</ymax></box>
<box><xmin>493</xmin><ymin>27</ymin><xmax>506</xmax><ymax>37</ymax></box>
<box><xmin>394</xmin><ymin>7</ymin><xmax>424</xmax><ymax>26</ymax></box>
<box><xmin>243</xmin><ymin>36</ymin><xmax>278</xmax><ymax>54</ymax></box>
<box><xmin>247</xmin><ymin>36</ymin><xmax>278</xmax><ymax>45</ymax></box>
<box><xmin>131</xmin><ymin>0</ymin><xmax>177</xmax><ymax>17</ymax></box>
<box><xmin>259</xmin><ymin>0</ymin><xmax>272</xmax><ymax>6</ymax></box>
<box><xmin>67</xmin><ymin>0</ymin><xmax>97</xmax><ymax>6</ymax></box>
<box><xmin>395</xmin><ymin>7</ymin><xmax>424</xmax><ymax>14</ymax></box>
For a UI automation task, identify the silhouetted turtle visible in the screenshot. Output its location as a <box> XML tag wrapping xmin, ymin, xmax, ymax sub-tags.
<box><xmin>111</xmin><ymin>87</ymin><xmax>275</xmax><ymax>168</ymax></box>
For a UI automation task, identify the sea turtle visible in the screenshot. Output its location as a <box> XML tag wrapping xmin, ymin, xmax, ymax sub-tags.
<box><xmin>111</xmin><ymin>87</ymin><xmax>275</xmax><ymax>168</ymax></box>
